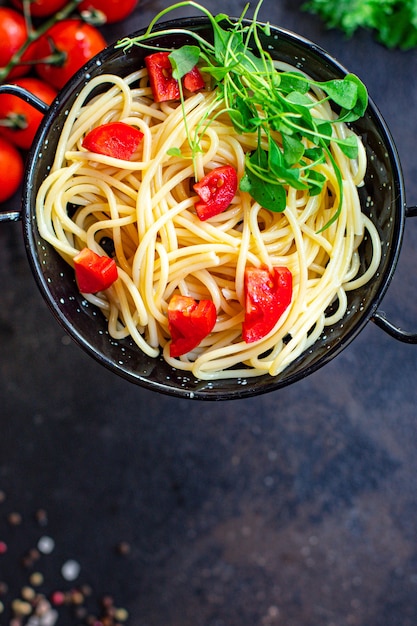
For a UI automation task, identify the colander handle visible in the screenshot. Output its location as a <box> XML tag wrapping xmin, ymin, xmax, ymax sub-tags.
<box><xmin>371</xmin><ymin>206</ymin><xmax>417</xmax><ymax>343</ymax></box>
<box><xmin>0</xmin><ymin>84</ymin><xmax>49</xmax><ymax>223</ymax></box>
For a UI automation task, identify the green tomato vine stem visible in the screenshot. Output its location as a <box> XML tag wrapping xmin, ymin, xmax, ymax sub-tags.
<box><xmin>0</xmin><ymin>0</ymin><xmax>84</xmax><ymax>83</ymax></box>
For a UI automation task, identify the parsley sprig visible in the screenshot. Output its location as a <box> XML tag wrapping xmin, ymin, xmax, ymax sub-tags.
<box><xmin>117</xmin><ymin>1</ymin><xmax>368</xmax><ymax>229</ymax></box>
<box><xmin>303</xmin><ymin>0</ymin><xmax>417</xmax><ymax>50</ymax></box>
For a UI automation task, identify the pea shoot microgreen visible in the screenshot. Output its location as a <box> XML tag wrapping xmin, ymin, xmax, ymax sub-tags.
<box><xmin>116</xmin><ymin>0</ymin><xmax>368</xmax><ymax>229</ymax></box>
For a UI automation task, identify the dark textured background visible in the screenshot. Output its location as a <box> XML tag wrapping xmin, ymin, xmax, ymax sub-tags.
<box><xmin>1</xmin><ymin>0</ymin><xmax>417</xmax><ymax>624</ymax></box>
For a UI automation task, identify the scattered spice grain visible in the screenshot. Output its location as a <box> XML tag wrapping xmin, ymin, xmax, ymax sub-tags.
<box><xmin>0</xmin><ymin>501</ymin><xmax>130</xmax><ymax>624</ymax></box>
<box><xmin>7</xmin><ymin>512</ymin><xmax>22</xmax><ymax>526</ymax></box>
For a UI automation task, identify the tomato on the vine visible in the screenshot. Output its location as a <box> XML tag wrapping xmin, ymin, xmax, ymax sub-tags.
<box><xmin>11</xmin><ymin>0</ymin><xmax>68</xmax><ymax>18</ymax></box>
<box><xmin>0</xmin><ymin>136</ymin><xmax>24</xmax><ymax>203</ymax></box>
<box><xmin>0</xmin><ymin>7</ymin><xmax>33</xmax><ymax>79</ymax></box>
<box><xmin>34</xmin><ymin>19</ymin><xmax>107</xmax><ymax>90</ymax></box>
<box><xmin>78</xmin><ymin>0</ymin><xmax>138</xmax><ymax>23</ymax></box>
<box><xmin>0</xmin><ymin>78</ymin><xmax>57</xmax><ymax>150</ymax></box>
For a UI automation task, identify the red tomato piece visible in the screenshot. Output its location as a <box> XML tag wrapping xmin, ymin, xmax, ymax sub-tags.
<box><xmin>73</xmin><ymin>247</ymin><xmax>118</xmax><ymax>293</ymax></box>
<box><xmin>82</xmin><ymin>121</ymin><xmax>144</xmax><ymax>160</ymax></box>
<box><xmin>34</xmin><ymin>19</ymin><xmax>107</xmax><ymax>90</ymax></box>
<box><xmin>168</xmin><ymin>294</ymin><xmax>217</xmax><ymax>357</ymax></box>
<box><xmin>242</xmin><ymin>266</ymin><xmax>293</xmax><ymax>343</ymax></box>
<box><xmin>193</xmin><ymin>165</ymin><xmax>238</xmax><ymax>220</ymax></box>
<box><xmin>182</xmin><ymin>65</ymin><xmax>205</xmax><ymax>92</ymax></box>
<box><xmin>145</xmin><ymin>52</ymin><xmax>180</xmax><ymax>103</ymax></box>
<box><xmin>78</xmin><ymin>0</ymin><xmax>138</xmax><ymax>23</ymax></box>
<box><xmin>0</xmin><ymin>7</ymin><xmax>33</xmax><ymax>79</ymax></box>
<box><xmin>11</xmin><ymin>0</ymin><xmax>68</xmax><ymax>17</ymax></box>
<box><xmin>0</xmin><ymin>136</ymin><xmax>24</xmax><ymax>203</ymax></box>
<box><xmin>145</xmin><ymin>51</ymin><xmax>205</xmax><ymax>103</ymax></box>
<box><xmin>0</xmin><ymin>78</ymin><xmax>57</xmax><ymax>150</ymax></box>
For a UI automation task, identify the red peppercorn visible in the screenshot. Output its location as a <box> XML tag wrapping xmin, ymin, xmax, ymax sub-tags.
<box><xmin>50</xmin><ymin>590</ymin><xmax>66</xmax><ymax>606</ymax></box>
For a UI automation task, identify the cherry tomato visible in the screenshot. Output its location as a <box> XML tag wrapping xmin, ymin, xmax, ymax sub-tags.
<box><xmin>0</xmin><ymin>78</ymin><xmax>57</xmax><ymax>150</ymax></box>
<box><xmin>0</xmin><ymin>136</ymin><xmax>24</xmax><ymax>203</ymax></box>
<box><xmin>0</xmin><ymin>7</ymin><xmax>33</xmax><ymax>79</ymax></box>
<box><xmin>78</xmin><ymin>0</ymin><xmax>138</xmax><ymax>24</ymax></box>
<box><xmin>34</xmin><ymin>20</ymin><xmax>107</xmax><ymax>90</ymax></box>
<box><xmin>11</xmin><ymin>0</ymin><xmax>68</xmax><ymax>18</ymax></box>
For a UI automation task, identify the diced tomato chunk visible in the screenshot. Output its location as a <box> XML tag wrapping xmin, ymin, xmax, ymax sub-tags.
<box><xmin>82</xmin><ymin>121</ymin><xmax>143</xmax><ymax>160</ymax></box>
<box><xmin>145</xmin><ymin>51</ymin><xmax>205</xmax><ymax>103</ymax></box>
<box><xmin>182</xmin><ymin>64</ymin><xmax>205</xmax><ymax>92</ymax></box>
<box><xmin>168</xmin><ymin>294</ymin><xmax>216</xmax><ymax>357</ymax></box>
<box><xmin>145</xmin><ymin>51</ymin><xmax>179</xmax><ymax>102</ymax></box>
<box><xmin>73</xmin><ymin>247</ymin><xmax>118</xmax><ymax>294</ymax></box>
<box><xmin>242</xmin><ymin>266</ymin><xmax>292</xmax><ymax>343</ymax></box>
<box><xmin>193</xmin><ymin>165</ymin><xmax>238</xmax><ymax>221</ymax></box>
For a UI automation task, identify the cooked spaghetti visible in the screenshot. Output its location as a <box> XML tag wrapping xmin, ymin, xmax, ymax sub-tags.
<box><xmin>36</xmin><ymin>63</ymin><xmax>381</xmax><ymax>380</ymax></box>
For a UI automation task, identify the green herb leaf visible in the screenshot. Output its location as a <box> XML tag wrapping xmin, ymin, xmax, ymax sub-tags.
<box><xmin>169</xmin><ymin>45</ymin><xmax>200</xmax><ymax>80</ymax></box>
<box><xmin>315</xmin><ymin>120</ymin><xmax>333</xmax><ymax>143</ymax></box>
<box><xmin>336</xmin><ymin>135</ymin><xmax>359</xmax><ymax>159</ymax></box>
<box><xmin>305</xmin><ymin>168</ymin><xmax>327</xmax><ymax>196</ymax></box>
<box><xmin>212</xmin><ymin>14</ymin><xmax>235</xmax><ymax>57</ymax></box>
<box><xmin>278</xmin><ymin>72</ymin><xmax>310</xmax><ymax>95</ymax></box>
<box><xmin>338</xmin><ymin>74</ymin><xmax>368</xmax><ymax>122</ymax></box>
<box><xmin>304</xmin><ymin>147</ymin><xmax>326</xmax><ymax>164</ymax></box>
<box><xmin>228</xmin><ymin>97</ymin><xmax>258</xmax><ymax>132</ymax></box>
<box><xmin>282</xmin><ymin>133</ymin><xmax>305</xmax><ymax>166</ymax></box>
<box><xmin>320</xmin><ymin>77</ymin><xmax>358</xmax><ymax>109</ymax></box>
<box><xmin>240</xmin><ymin>170</ymin><xmax>287</xmax><ymax>212</ymax></box>
<box><xmin>167</xmin><ymin>147</ymin><xmax>183</xmax><ymax>157</ymax></box>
